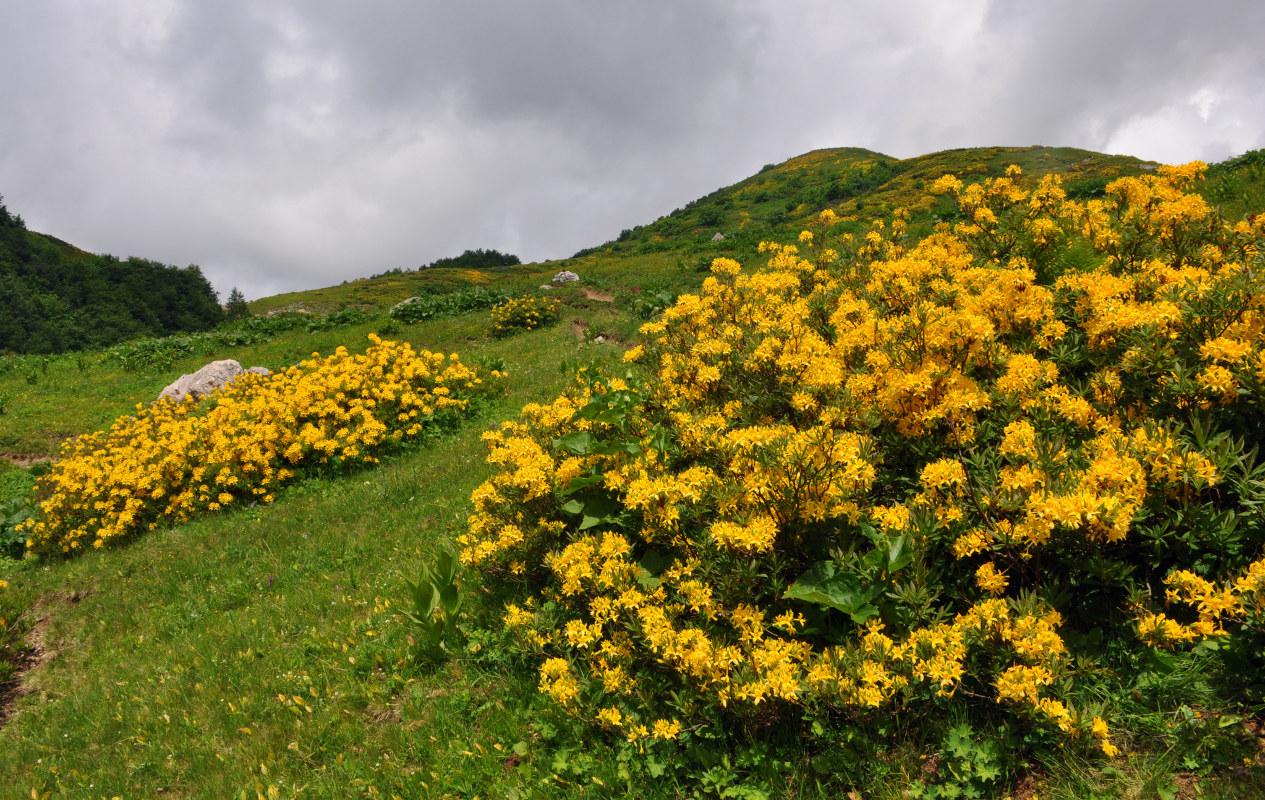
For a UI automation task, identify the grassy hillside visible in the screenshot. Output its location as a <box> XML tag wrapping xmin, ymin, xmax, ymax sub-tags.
<box><xmin>2</xmin><ymin>146</ymin><xmax>1265</xmax><ymax>799</ymax></box>
<box><xmin>247</xmin><ymin>146</ymin><xmax>1153</xmax><ymax>319</ymax></box>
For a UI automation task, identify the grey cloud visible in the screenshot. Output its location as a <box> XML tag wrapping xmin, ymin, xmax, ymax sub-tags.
<box><xmin>1</xmin><ymin>1</ymin><xmax>1262</xmax><ymax>301</ymax></box>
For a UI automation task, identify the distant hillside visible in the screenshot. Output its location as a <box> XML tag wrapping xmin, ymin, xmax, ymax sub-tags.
<box><xmin>0</xmin><ymin>197</ymin><xmax>224</xmax><ymax>354</ymax></box>
<box><xmin>248</xmin><ymin>145</ymin><xmax>1161</xmax><ymax>317</ymax></box>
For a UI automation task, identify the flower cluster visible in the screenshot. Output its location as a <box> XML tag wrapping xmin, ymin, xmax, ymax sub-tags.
<box><xmin>461</xmin><ymin>164</ymin><xmax>1265</xmax><ymax>753</ymax></box>
<box><xmin>23</xmin><ymin>335</ymin><xmax>503</xmax><ymax>556</ymax></box>
<box><xmin>1137</xmin><ymin>559</ymin><xmax>1265</xmax><ymax>647</ymax></box>
<box><xmin>489</xmin><ymin>296</ymin><xmax>561</xmax><ymax>338</ymax></box>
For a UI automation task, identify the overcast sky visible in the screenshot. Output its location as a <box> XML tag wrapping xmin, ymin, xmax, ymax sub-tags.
<box><xmin>2</xmin><ymin>1</ymin><xmax>1262</xmax><ymax>301</ymax></box>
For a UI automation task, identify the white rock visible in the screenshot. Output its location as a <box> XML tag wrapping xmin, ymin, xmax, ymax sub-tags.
<box><xmin>159</xmin><ymin>360</ymin><xmax>270</xmax><ymax>403</ymax></box>
<box><xmin>552</xmin><ymin>270</ymin><xmax>581</xmax><ymax>284</ymax></box>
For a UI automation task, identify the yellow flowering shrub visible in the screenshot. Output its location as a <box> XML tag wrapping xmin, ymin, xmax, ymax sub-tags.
<box><xmin>23</xmin><ymin>335</ymin><xmax>504</xmax><ymax>556</ymax></box>
<box><xmin>489</xmin><ymin>296</ymin><xmax>561</xmax><ymax>338</ymax></box>
<box><xmin>461</xmin><ymin>166</ymin><xmax>1265</xmax><ymax>755</ymax></box>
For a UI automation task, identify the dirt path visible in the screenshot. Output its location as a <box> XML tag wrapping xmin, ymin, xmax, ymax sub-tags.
<box><xmin>1</xmin><ymin>453</ymin><xmax>50</xmax><ymax>469</ymax></box>
<box><xmin>581</xmin><ymin>288</ymin><xmax>615</xmax><ymax>303</ymax></box>
<box><xmin>0</xmin><ymin>590</ymin><xmax>89</xmax><ymax>729</ymax></box>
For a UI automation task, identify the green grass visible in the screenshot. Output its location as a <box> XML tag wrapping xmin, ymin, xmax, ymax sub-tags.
<box><xmin>0</xmin><ymin>321</ymin><xmax>642</xmax><ymax>798</ymax></box>
<box><xmin>4</xmin><ymin>145</ymin><xmax>1265</xmax><ymax>798</ymax></box>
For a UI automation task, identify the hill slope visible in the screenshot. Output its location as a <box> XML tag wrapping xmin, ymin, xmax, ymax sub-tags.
<box><xmin>2</xmin><ymin>146</ymin><xmax>1265</xmax><ymax>799</ymax></box>
<box><xmin>249</xmin><ymin>145</ymin><xmax>1155</xmax><ymax>317</ymax></box>
<box><xmin>0</xmin><ymin>198</ymin><xmax>224</xmax><ymax>354</ymax></box>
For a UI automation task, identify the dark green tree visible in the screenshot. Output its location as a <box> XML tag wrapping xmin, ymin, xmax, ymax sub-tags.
<box><xmin>225</xmin><ymin>287</ymin><xmax>249</xmax><ymax>320</ymax></box>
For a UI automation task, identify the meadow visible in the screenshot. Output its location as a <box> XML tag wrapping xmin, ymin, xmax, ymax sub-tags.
<box><xmin>2</xmin><ymin>147</ymin><xmax>1265</xmax><ymax>799</ymax></box>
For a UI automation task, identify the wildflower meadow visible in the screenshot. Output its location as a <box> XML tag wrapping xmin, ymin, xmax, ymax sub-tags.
<box><xmin>22</xmin><ymin>335</ymin><xmax>504</xmax><ymax>556</ymax></box>
<box><xmin>3</xmin><ymin>149</ymin><xmax>1265</xmax><ymax>798</ymax></box>
<box><xmin>458</xmin><ymin>163</ymin><xmax>1265</xmax><ymax>784</ymax></box>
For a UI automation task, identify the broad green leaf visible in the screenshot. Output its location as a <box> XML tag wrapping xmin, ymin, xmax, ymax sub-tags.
<box><xmin>783</xmin><ymin>561</ymin><xmax>881</xmax><ymax>622</ymax></box>
<box><xmin>560</xmin><ymin>473</ymin><xmax>605</xmax><ymax>496</ymax></box>
<box><xmin>887</xmin><ymin>535</ymin><xmax>914</xmax><ymax>572</ymax></box>
<box><xmin>554</xmin><ymin>431</ymin><xmax>594</xmax><ymax>455</ymax></box>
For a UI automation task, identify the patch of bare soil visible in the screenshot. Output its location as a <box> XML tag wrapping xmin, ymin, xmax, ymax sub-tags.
<box><xmin>571</xmin><ymin>319</ymin><xmax>589</xmax><ymax>339</ymax></box>
<box><xmin>581</xmin><ymin>288</ymin><xmax>615</xmax><ymax>302</ymax></box>
<box><xmin>0</xmin><ymin>453</ymin><xmax>50</xmax><ymax>469</ymax></box>
<box><xmin>0</xmin><ymin>589</ymin><xmax>89</xmax><ymax>729</ymax></box>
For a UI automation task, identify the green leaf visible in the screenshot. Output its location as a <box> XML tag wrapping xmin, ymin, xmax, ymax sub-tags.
<box><xmin>576</xmin><ymin>494</ymin><xmax>624</xmax><ymax>530</ymax></box>
<box><xmin>560</xmin><ymin>473</ymin><xmax>605</xmax><ymax>496</ymax></box>
<box><xmin>434</xmin><ymin>551</ymin><xmax>458</xmax><ymax>585</ymax></box>
<box><xmin>887</xmin><ymin>535</ymin><xmax>914</xmax><ymax>572</ymax></box>
<box><xmin>783</xmin><ymin>562</ymin><xmax>881</xmax><ymax>623</ymax></box>
<box><xmin>591</xmin><ymin>438</ymin><xmax>639</xmax><ymax>456</ymax></box>
<box><xmin>554</xmin><ymin>431</ymin><xmax>594</xmax><ymax>455</ymax></box>
<box><xmin>560</xmin><ymin>499</ymin><xmax>585</xmax><ymax>515</ymax></box>
<box><xmin>578</xmin><ymin>514</ymin><xmax>607</xmax><ymax>531</ymax></box>
<box><xmin>439</xmin><ymin>583</ymin><xmax>460</xmax><ymax>616</ymax></box>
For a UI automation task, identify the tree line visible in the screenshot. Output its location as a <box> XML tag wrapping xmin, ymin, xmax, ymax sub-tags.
<box><xmin>0</xmin><ymin>195</ymin><xmax>225</xmax><ymax>354</ymax></box>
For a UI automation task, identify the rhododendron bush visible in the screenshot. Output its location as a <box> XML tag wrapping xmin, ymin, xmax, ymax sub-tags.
<box><xmin>459</xmin><ymin>163</ymin><xmax>1265</xmax><ymax>757</ymax></box>
<box><xmin>24</xmin><ymin>336</ymin><xmax>504</xmax><ymax>556</ymax></box>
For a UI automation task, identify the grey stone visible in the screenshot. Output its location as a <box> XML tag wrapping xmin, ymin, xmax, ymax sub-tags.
<box><xmin>712</xmin><ymin>232</ymin><xmax>725</xmax><ymax>241</ymax></box>
<box><xmin>159</xmin><ymin>360</ymin><xmax>270</xmax><ymax>403</ymax></box>
<box><xmin>552</xmin><ymin>270</ymin><xmax>581</xmax><ymax>284</ymax></box>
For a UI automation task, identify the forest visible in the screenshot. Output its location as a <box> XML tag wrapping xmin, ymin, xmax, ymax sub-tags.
<box><xmin>0</xmin><ymin>196</ymin><xmax>224</xmax><ymax>354</ymax></box>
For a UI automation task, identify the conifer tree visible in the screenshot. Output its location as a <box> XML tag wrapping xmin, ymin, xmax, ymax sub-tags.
<box><xmin>225</xmin><ymin>287</ymin><xmax>249</xmax><ymax>320</ymax></box>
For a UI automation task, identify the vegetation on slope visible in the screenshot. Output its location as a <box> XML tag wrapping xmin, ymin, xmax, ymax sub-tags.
<box><xmin>0</xmin><ymin>197</ymin><xmax>224</xmax><ymax>354</ymax></box>
<box><xmin>1</xmin><ymin>147</ymin><xmax>1265</xmax><ymax>799</ymax></box>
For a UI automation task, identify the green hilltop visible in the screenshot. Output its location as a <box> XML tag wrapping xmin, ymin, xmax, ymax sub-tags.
<box><xmin>248</xmin><ymin>145</ymin><xmax>1160</xmax><ymax>317</ymax></box>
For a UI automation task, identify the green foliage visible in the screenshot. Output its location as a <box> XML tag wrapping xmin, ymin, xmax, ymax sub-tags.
<box><xmin>423</xmin><ymin>248</ymin><xmax>521</xmax><ymax>271</ymax></box>
<box><xmin>909</xmin><ymin>725</ymin><xmax>1004</xmax><ymax>800</ymax></box>
<box><xmin>0</xmin><ymin>196</ymin><xmax>224</xmax><ymax>353</ymax></box>
<box><xmin>698</xmin><ymin>207</ymin><xmax>724</xmax><ymax>227</ymax></box>
<box><xmin>0</xmin><ymin>469</ymin><xmax>35</xmax><ymax>559</ymax></box>
<box><xmin>630</xmin><ymin>284</ymin><xmax>680</xmax><ymax>320</ymax></box>
<box><xmin>0</xmin><ymin>494</ymin><xmax>32</xmax><ymax>560</ymax></box>
<box><xmin>402</xmin><ymin>550</ymin><xmax>464</xmax><ymax>663</ymax></box>
<box><xmin>390</xmin><ymin>287</ymin><xmax>511</xmax><ymax>324</ymax></box>
<box><xmin>225</xmin><ymin>287</ymin><xmax>250</xmax><ymax>320</ymax></box>
<box><xmin>102</xmin><ymin>310</ymin><xmax>367</xmax><ymax>372</ymax></box>
<box><xmin>305</xmin><ymin>307</ymin><xmax>370</xmax><ymax>332</ymax></box>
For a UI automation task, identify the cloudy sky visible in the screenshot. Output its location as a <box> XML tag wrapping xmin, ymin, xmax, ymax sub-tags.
<box><xmin>2</xmin><ymin>1</ymin><xmax>1262</xmax><ymax>300</ymax></box>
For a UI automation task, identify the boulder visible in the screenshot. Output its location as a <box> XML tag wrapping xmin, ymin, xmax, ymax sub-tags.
<box><xmin>712</xmin><ymin>232</ymin><xmax>725</xmax><ymax>241</ymax></box>
<box><xmin>159</xmin><ymin>360</ymin><xmax>270</xmax><ymax>403</ymax></box>
<box><xmin>552</xmin><ymin>270</ymin><xmax>581</xmax><ymax>284</ymax></box>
